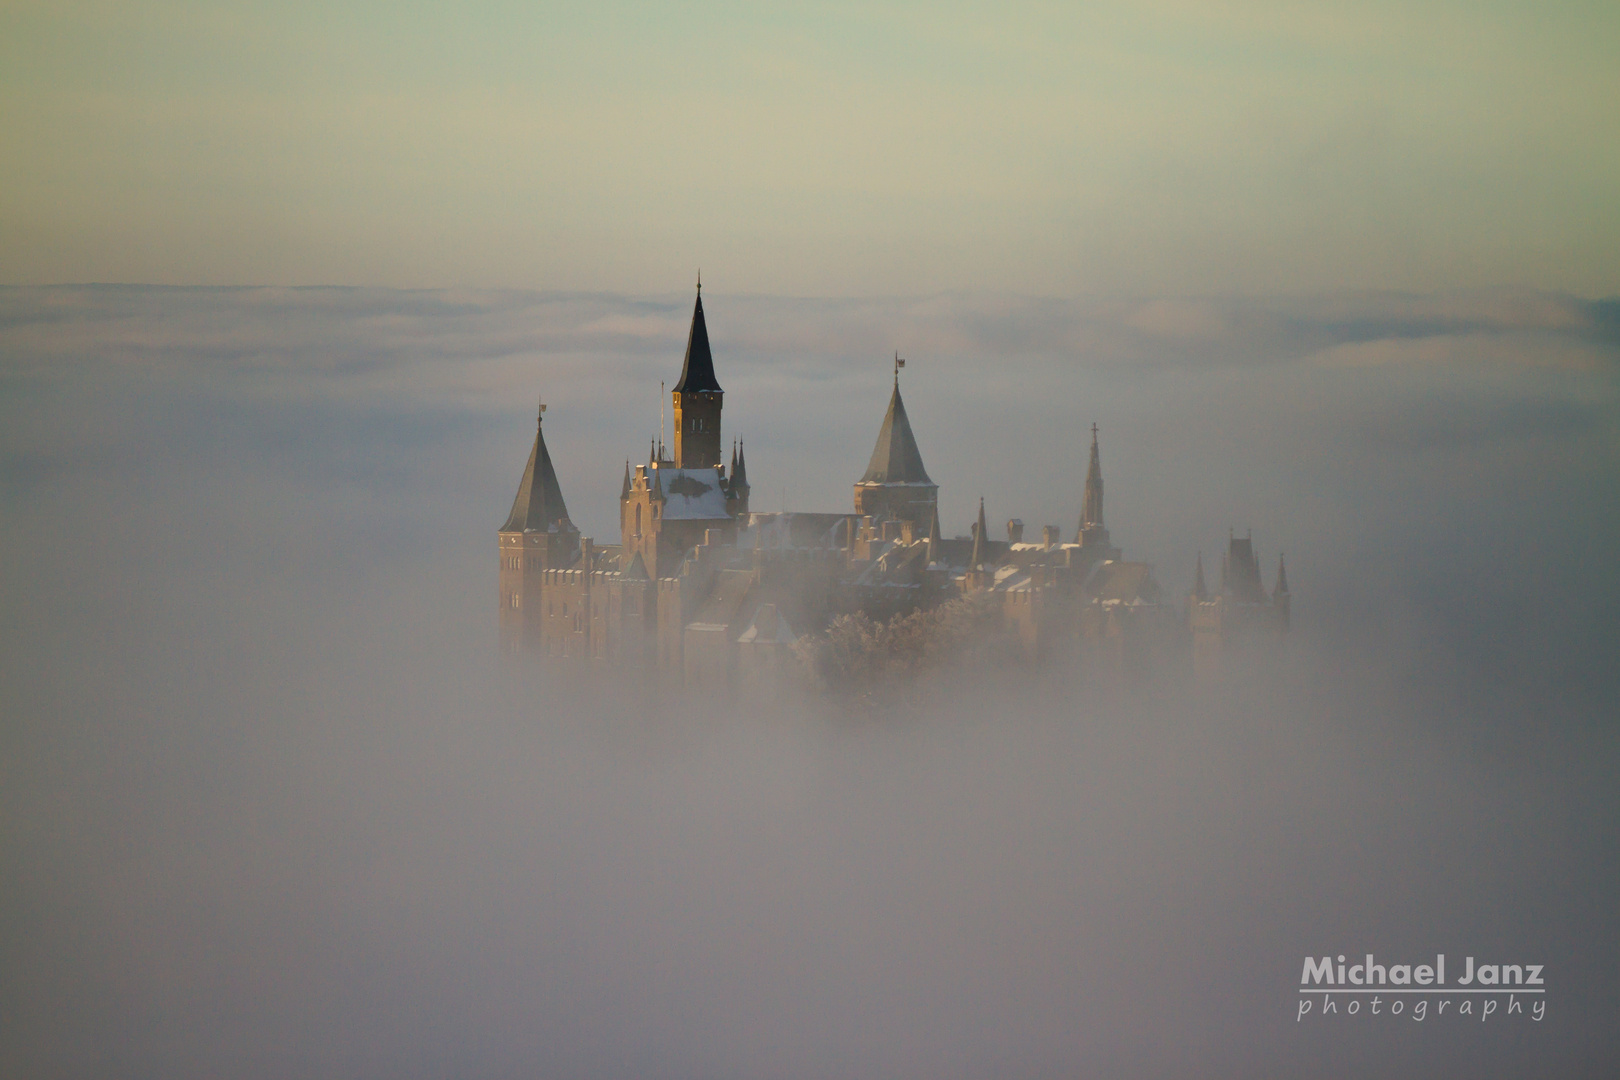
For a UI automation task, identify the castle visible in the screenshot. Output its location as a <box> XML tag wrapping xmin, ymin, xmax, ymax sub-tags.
<box><xmin>497</xmin><ymin>284</ymin><xmax>1289</xmax><ymax>686</ymax></box>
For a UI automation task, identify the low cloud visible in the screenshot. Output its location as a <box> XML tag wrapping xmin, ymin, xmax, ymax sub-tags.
<box><xmin>1</xmin><ymin>285</ymin><xmax>1616</xmax><ymax>1078</ymax></box>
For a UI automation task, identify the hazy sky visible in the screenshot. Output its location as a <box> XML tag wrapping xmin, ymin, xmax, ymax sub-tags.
<box><xmin>4</xmin><ymin>2</ymin><xmax>1617</xmax><ymax>295</ymax></box>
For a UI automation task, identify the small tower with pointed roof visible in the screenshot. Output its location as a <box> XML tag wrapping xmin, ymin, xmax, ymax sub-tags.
<box><xmin>498</xmin><ymin>398</ymin><xmax>581</xmax><ymax>651</ymax></box>
<box><xmin>672</xmin><ymin>276</ymin><xmax>724</xmax><ymax>470</ymax></box>
<box><xmin>853</xmin><ymin>354</ymin><xmax>939</xmax><ymax>529</ymax></box>
<box><xmin>726</xmin><ymin>437</ymin><xmax>751</xmax><ymax>517</ymax></box>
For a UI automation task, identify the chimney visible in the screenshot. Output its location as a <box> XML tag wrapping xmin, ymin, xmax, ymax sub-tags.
<box><xmin>1007</xmin><ymin>518</ymin><xmax>1024</xmax><ymax>544</ymax></box>
<box><xmin>1042</xmin><ymin>525</ymin><xmax>1060</xmax><ymax>549</ymax></box>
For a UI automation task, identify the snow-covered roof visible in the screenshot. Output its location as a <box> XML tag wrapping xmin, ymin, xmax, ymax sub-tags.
<box><xmin>650</xmin><ymin>466</ymin><xmax>731</xmax><ymax>521</ymax></box>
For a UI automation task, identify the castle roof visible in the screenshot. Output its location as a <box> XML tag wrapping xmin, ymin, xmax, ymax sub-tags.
<box><xmin>858</xmin><ymin>378</ymin><xmax>934</xmax><ymax>486</ymax></box>
<box><xmin>1081</xmin><ymin>423</ymin><xmax>1104</xmax><ymax>530</ymax></box>
<box><xmin>500</xmin><ymin>409</ymin><xmax>571</xmax><ymax>533</ymax></box>
<box><xmin>648</xmin><ymin>466</ymin><xmax>732</xmax><ymax>521</ymax></box>
<box><xmin>672</xmin><ymin>289</ymin><xmax>723</xmax><ymax>394</ymax></box>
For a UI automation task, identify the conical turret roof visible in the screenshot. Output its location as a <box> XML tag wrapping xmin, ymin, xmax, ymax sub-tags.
<box><xmin>501</xmin><ymin>408</ymin><xmax>571</xmax><ymax>532</ymax></box>
<box><xmin>1080</xmin><ymin>423</ymin><xmax>1104</xmax><ymax>530</ymax></box>
<box><xmin>860</xmin><ymin>378</ymin><xmax>933</xmax><ymax>485</ymax></box>
<box><xmin>672</xmin><ymin>287</ymin><xmax>722</xmax><ymax>393</ymax></box>
<box><xmin>970</xmin><ymin>497</ymin><xmax>988</xmax><ymax>568</ymax></box>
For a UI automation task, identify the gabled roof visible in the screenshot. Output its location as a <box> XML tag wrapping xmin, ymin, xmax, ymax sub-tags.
<box><xmin>859</xmin><ymin>379</ymin><xmax>934</xmax><ymax>486</ymax></box>
<box><xmin>672</xmin><ymin>290</ymin><xmax>723</xmax><ymax>394</ymax></box>
<box><xmin>501</xmin><ymin>413</ymin><xmax>571</xmax><ymax>533</ymax></box>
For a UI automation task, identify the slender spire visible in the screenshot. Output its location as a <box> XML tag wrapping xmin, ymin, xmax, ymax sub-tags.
<box><xmin>926</xmin><ymin>503</ymin><xmax>941</xmax><ymax>561</ymax></box>
<box><xmin>621</xmin><ymin>459</ymin><xmax>632</xmax><ymax>499</ymax></box>
<box><xmin>501</xmin><ymin>401</ymin><xmax>571</xmax><ymax>532</ymax></box>
<box><xmin>672</xmin><ymin>284</ymin><xmax>722</xmax><ymax>393</ymax></box>
<box><xmin>730</xmin><ymin>439</ymin><xmax>738</xmax><ymax>478</ymax></box>
<box><xmin>733</xmin><ymin>437</ymin><xmax>749</xmax><ymax>488</ymax></box>
<box><xmin>1275</xmin><ymin>553</ymin><xmax>1289</xmax><ymax>595</ymax></box>
<box><xmin>1080</xmin><ymin>422</ymin><xmax>1104</xmax><ymax>532</ymax></box>
<box><xmin>860</xmin><ymin>373</ymin><xmax>933</xmax><ymax>485</ymax></box>
<box><xmin>1193</xmin><ymin>553</ymin><xmax>1207</xmax><ymax>600</ymax></box>
<box><xmin>970</xmin><ymin>497</ymin><xmax>988</xmax><ymax>569</ymax></box>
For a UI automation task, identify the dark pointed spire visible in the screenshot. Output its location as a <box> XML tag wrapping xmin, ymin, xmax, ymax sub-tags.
<box><xmin>733</xmin><ymin>437</ymin><xmax>749</xmax><ymax>488</ymax></box>
<box><xmin>970</xmin><ymin>497</ymin><xmax>988</xmax><ymax>569</ymax></box>
<box><xmin>1080</xmin><ymin>422</ymin><xmax>1104</xmax><ymax>533</ymax></box>
<box><xmin>621</xmin><ymin>459</ymin><xmax>632</xmax><ymax>499</ymax></box>
<box><xmin>672</xmin><ymin>284</ymin><xmax>722</xmax><ymax>393</ymax></box>
<box><xmin>1275</xmin><ymin>553</ymin><xmax>1289</xmax><ymax>595</ymax></box>
<box><xmin>1193</xmin><ymin>553</ymin><xmax>1207</xmax><ymax>600</ymax></box>
<box><xmin>926</xmin><ymin>503</ymin><xmax>941</xmax><ymax>560</ymax></box>
<box><xmin>860</xmin><ymin>377</ymin><xmax>933</xmax><ymax>485</ymax></box>
<box><xmin>501</xmin><ymin>402</ymin><xmax>571</xmax><ymax>532</ymax></box>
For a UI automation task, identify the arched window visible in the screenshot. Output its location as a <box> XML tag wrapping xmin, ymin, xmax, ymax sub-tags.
<box><xmin>635</xmin><ymin>504</ymin><xmax>642</xmax><ymax>534</ymax></box>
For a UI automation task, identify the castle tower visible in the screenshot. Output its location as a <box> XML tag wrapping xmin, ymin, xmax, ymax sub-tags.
<box><xmin>672</xmin><ymin>279</ymin><xmax>724</xmax><ymax>469</ymax></box>
<box><xmin>498</xmin><ymin>400</ymin><xmax>580</xmax><ymax>652</ymax></box>
<box><xmin>853</xmin><ymin>357</ymin><xmax>938</xmax><ymax>528</ymax></box>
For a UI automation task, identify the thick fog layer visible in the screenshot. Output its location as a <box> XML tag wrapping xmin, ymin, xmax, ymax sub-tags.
<box><xmin>2</xmin><ymin>286</ymin><xmax>1616</xmax><ymax>1077</ymax></box>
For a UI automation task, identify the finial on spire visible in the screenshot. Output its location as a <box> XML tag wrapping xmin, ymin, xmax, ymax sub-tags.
<box><xmin>696</xmin><ymin>269</ymin><xmax>701</xmax><ymax>295</ymax></box>
<box><xmin>1090</xmin><ymin>421</ymin><xmax>1098</xmax><ymax>443</ymax></box>
<box><xmin>894</xmin><ymin>350</ymin><xmax>906</xmax><ymax>385</ymax></box>
<box><xmin>538</xmin><ymin>396</ymin><xmax>547</xmax><ymax>424</ymax></box>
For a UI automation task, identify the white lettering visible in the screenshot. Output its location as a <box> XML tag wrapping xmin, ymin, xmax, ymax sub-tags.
<box><xmin>1302</xmin><ymin>956</ymin><xmax>1335</xmax><ymax>985</ymax></box>
<box><xmin>1414</xmin><ymin>964</ymin><xmax>1434</xmax><ymax>985</ymax></box>
<box><xmin>1459</xmin><ymin>956</ymin><xmax>1475</xmax><ymax>984</ymax></box>
<box><xmin>1390</xmin><ymin>964</ymin><xmax>1411</xmax><ymax>984</ymax></box>
<box><xmin>1527</xmin><ymin>965</ymin><xmax>1544</xmax><ymax>985</ymax></box>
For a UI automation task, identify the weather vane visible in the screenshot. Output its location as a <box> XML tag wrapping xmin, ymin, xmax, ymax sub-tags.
<box><xmin>538</xmin><ymin>395</ymin><xmax>546</xmax><ymax>422</ymax></box>
<box><xmin>894</xmin><ymin>350</ymin><xmax>906</xmax><ymax>382</ymax></box>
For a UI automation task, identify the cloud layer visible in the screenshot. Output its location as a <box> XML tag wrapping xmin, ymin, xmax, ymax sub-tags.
<box><xmin>2</xmin><ymin>285</ymin><xmax>1617</xmax><ymax>1077</ymax></box>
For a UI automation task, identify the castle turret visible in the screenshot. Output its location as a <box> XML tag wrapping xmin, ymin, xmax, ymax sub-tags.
<box><xmin>1193</xmin><ymin>552</ymin><xmax>1208</xmax><ymax>601</ymax></box>
<box><xmin>672</xmin><ymin>278</ymin><xmax>724</xmax><ymax>469</ymax></box>
<box><xmin>498</xmin><ymin>400</ymin><xmax>580</xmax><ymax>651</ymax></box>
<box><xmin>970</xmin><ymin>497</ymin><xmax>988</xmax><ymax>569</ymax></box>
<box><xmin>727</xmin><ymin>436</ymin><xmax>751</xmax><ymax>517</ymax></box>
<box><xmin>853</xmin><ymin>356</ymin><xmax>938</xmax><ymax>529</ymax></box>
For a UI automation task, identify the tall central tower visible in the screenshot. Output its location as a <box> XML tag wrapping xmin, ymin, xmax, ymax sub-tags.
<box><xmin>672</xmin><ymin>279</ymin><xmax>723</xmax><ymax>469</ymax></box>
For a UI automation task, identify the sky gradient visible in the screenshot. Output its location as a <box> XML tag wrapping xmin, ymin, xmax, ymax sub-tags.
<box><xmin>4</xmin><ymin>2</ymin><xmax>1617</xmax><ymax>295</ymax></box>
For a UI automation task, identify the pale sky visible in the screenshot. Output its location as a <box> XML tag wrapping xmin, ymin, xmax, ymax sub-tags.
<box><xmin>3</xmin><ymin>1</ymin><xmax>1616</xmax><ymax>295</ymax></box>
